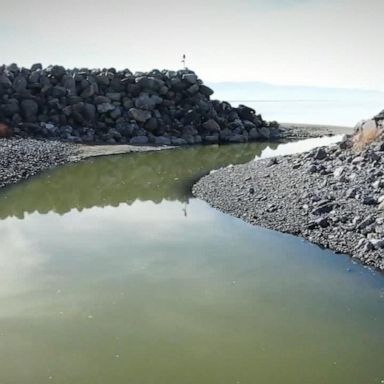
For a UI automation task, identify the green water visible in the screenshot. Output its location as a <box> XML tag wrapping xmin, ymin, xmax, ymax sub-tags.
<box><xmin>0</xmin><ymin>138</ymin><xmax>383</xmax><ymax>384</ymax></box>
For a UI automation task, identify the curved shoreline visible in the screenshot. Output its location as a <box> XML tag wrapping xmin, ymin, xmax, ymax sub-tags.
<box><xmin>0</xmin><ymin>139</ymin><xmax>176</xmax><ymax>190</ymax></box>
<box><xmin>193</xmin><ymin>135</ymin><xmax>384</xmax><ymax>271</ymax></box>
<box><xmin>0</xmin><ymin>122</ymin><xmax>351</xmax><ymax>191</ymax></box>
<box><xmin>6</xmin><ymin>123</ymin><xmax>381</xmax><ymax>272</ymax></box>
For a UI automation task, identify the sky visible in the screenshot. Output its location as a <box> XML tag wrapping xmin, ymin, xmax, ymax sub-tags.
<box><xmin>0</xmin><ymin>0</ymin><xmax>384</xmax><ymax>90</ymax></box>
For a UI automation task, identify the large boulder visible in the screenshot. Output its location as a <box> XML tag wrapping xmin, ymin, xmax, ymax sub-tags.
<box><xmin>134</xmin><ymin>93</ymin><xmax>163</xmax><ymax>110</ymax></box>
<box><xmin>129</xmin><ymin>108</ymin><xmax>151</xmax><ymax>123</ymax></box>
<box><xmin>130</xmin><ymin>135</ymin><xmax>149</xmax><ymax>145</ymax></box>
<box><xmin>20</xmin><ymin>99</ymin><xmax>38</xmax><ymax>122</ymax></box>
<box><xmin>202</xmin><ymin>119</ymin><xmax>221</xmax><ymax>132</ymax></box>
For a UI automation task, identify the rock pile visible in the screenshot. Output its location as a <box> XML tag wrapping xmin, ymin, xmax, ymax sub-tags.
<box><xmin>0</xmin><ymin>64</ymin><xmax>280</xmax><ymax>145</ymax></box>
<box><xmin>193</xmin><ymin>118</ymin><xmax>384</xmax><ymax>271</ymax></box>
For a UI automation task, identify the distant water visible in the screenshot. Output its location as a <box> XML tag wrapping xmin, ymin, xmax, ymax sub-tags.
<box><xmin>209</xmin><ymin>82</ymin><xmax>384</xmax><ymax>126</ymax></box>
<box><xmin>229</xmin><ymin>99</ymin><xmax>382</xmax><ymax>127</ymax></box>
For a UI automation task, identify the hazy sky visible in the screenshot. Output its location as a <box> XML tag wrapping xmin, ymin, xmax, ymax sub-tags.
<box><xmin>1</xmin><ymin>0</ymin><xmax>383</xmax><ymax>90</ymax></box>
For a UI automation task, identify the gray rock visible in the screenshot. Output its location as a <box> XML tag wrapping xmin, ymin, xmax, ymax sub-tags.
<box><xmin>135</xmin><ymin>76</ymin><xmax>162</xmax><ymax>90</ymax></box>
<box><xmin>314</xmin><ymin>148</ymin><xmax>327</xmax><ymax>160</ymax></box>
<box><xmin>97</xmin><ymin>103</ymin><xmax>115</xmax><ymax>113</ymax></box>
<box><xmin>171</xmin><ymin>138</ymin><xmax>187</xmax><ymax>145</ymax></box>
<box><xmin>352</xmin><ymin>156</ymin><xmax>364</xmax><ymax>164</ymax></box>
<box><xmin>199</xmin><ymin>84</ymin><xmax>214</xmax><ymax>96</ymax></box>
<box><xmin>110</xmin><ymin>107</ymin><xmax>122</xmax><ymax>119</ymax></box>
<box><xmin>202</xmin><ymin>119</ymin><xmax>220</xmax><ymax>132</ymax></box>
<box><xmin>249</xmin><ymin>128</ymin><xmax>260</xmax><ymax>140</ymax></box>
<box><xmin>129</xmin><ymin>135</ymin><xmax>148</xmax><ymax>145</ymax></box>
<box><xmin>155</xmin><ymin>136</ymin><xmax>171</xmax><ymax>146</ymax></box>
<box><xmin>259</xmin><ymin>127</ymin><xmax>270</xmax><ymax>140</ymax></box>
<box><xmin>204</xmin><ymin>135</ymin><xmax>219</xmax><ymax>144</ymax></box>
<box><xmin>20</xmin><ymin>99</ymin><xmax>38</xmax><ymax>122</ymax></box>
<box><xmin>106</xmin><ymin>92</ymin><xmax>122</xmax><ymax>101</ymax></box>
<box><xmin>129</xmin><ymin>108</ymin><xmax>151</xmax><ymax>123</ymax></box>
<box><xmin>311</xmin><ymin>201</ymin><xmax>334</xmax><ymax>215</ymax></box>
<box><xmin>13</xmin><ymin>75</ymin><xmax>27</xmax><ymax>92</ymax></box>
<box><xmin>50</xmin><ymin>65</ymin><xmax>66</xmax><ymax>79</ymax></box>
<box><xmin>229</xmin><ymin>134</ymin><xmax>245</xmax><ymax>143</ymax></box>
<box><xmin>182</xmin><ymin>73</ymin><xmax>198</xmax><ymax>84</ymax></box>
<box><xmin>370</xmin><ymin>238</ymin><xmax>384</xmax><ymax>249</ymax></box>
<box><xmin>333</xmin><ymin>166</ymin><xmax>345</xmax><ymax>179</ymax></box>
<box><xmin>346</xmin><ymin>187</ymin><xmax>358</xmax><ymax>198</ymax></box>
<box><xmin>93</xmin><ymin>96</ymin><xmax>110</xmax><ymax>105</ymax></box>
<box><xmin>187</xmin><ymin>84</ymin><xmax>199</xmax><ymax>94</ymax></box>
<box><xmin>0</xmin><ymin>74</ymin><xmax>12</xmax><ymax>88</ymax></box>
<box><xmin>135</xmin><ymin>94</ymin><xmax>162</xmax><ymax>110</ymax></box>
<box><xmin>356</xmin><ymin>216</ymin><xmax>375</xmax><ymax>230</ymax></box>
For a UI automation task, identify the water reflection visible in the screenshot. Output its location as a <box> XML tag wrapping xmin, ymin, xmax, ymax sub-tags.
<box><xmin>0</xmin><ymin>142</ymin><xmax>275</xmax><ymax>219</ymax></box>
<box><xmin>0</xmin><ymin>136</ymin><xmax>342</xmax><ymax>220</ymax></box>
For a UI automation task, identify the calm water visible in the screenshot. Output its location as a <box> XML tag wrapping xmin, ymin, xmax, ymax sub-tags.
<box><xmin>210</xmin><ymin>82</ymin><xmax>384</xmax><ymax>126</ymax></box>
<box><xmin>243</xmin><ymin>100</ymin><xmax>381</xmax><ymax>126</ymax></box>
<box><xmin>0</xmin><ymin>138</ymin><xmax>383</xmax><ymax>384</ymax></box>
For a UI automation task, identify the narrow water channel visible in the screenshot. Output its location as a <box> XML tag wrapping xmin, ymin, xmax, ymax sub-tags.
<box><xmin>0</xmin><ymin>137</ymin><xmax>383</xmax><ymax>384</ymax></box>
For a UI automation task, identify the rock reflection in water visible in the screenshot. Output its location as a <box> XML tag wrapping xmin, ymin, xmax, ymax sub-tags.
<box><xmin>0</xmin><ymin>142</ymin><xmax>275</xmax><ymax>219</ymax></box>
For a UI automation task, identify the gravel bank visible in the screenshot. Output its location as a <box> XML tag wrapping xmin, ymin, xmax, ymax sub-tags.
<box><xmin>0</xmin><ymin>138</ymin><xmax>179</xmax><ymax>190</ymax></box>
<box><xmin>193</xmin><ymin>134</ymin><xmax>384</xmax><ymax>271</ymax></box>
<box><xmin>0</xmin><ymin>138</ymin><xmax>77</xmax><ymax>188</ymax></box>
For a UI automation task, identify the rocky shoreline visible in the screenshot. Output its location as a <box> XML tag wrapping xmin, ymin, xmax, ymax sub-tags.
<box><xmin>0</xmin><ymin>122</ymin><xmax>347</xmax><ymax>192</ymax></box>
<box><xmin>0</xmin><ymin>64</ymin><xmax>280</xmax><ymax>145</ymax></box>
<box><xmin>0</xmin><ymin>138</ymin><xmax>77</xmax><ymax>189</ymax></box>
<box><xmin>193</xmin><ymin>125</ymin><xmax>384</xmax><ymax>271</ymax></box>
<box><xmin>0</xmin><ymin>137</ymin><xmax>181</xmax><ymax>190</ymax></box>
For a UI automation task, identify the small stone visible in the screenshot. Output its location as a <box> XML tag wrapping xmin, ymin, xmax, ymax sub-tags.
<box><xmin>370</xmin><ymin>238</ymin><xmax>384</xmax><ymax>249</ymax></box>
<box><xmin>351</xmin><ymin>156</ymin><xmax>364</xmax><ymax>164</ymax></box>
<box><xmin>313</xmin><ymin>147</ymin><xmax>327</xmax><ymax>160</ymax></box>
<box><xmin>333</xmin><ymin>166</ymin><xmax>345</xmax><ymax>180</ymax></box>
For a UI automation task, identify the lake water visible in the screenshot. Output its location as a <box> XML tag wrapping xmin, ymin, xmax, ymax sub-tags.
<box><xmin>0</xmin><ymin>138</ymin><xmax>383</xmax><ymax>384</ymax></box>
<box><xmin>209</xmin><ymin>82</ymin><xmax>384</xmax><ymax>126</ymax></box>
<box><xmin>232</xmin><ymin>100</ymin><xmax>382</xmax><ymax>127</ymax></box>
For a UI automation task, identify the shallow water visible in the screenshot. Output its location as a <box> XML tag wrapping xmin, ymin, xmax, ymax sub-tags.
<box><xmin>0</xmin><ymin>137</ymin><xmax>383</xmax><ymax>384</ymax></box>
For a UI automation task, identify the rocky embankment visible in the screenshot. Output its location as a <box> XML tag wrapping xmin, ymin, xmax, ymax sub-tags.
<box><xmin>193</xmin><ymin>116</ymin><xmax>384</xmax><ymax>270</ymax></box>
<box><xmin>0</xmin><ymin>139</ymin><xmax>77</xmax><ymax>189</ymax></box>
<box><xmin>0</xmin><ymin>64</ymin><xmax>280</xmax><ymax>145</ymax></box>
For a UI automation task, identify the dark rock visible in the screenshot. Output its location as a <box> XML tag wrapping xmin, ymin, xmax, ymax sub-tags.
<box><xmin>50</xmin><ymin>65</ymin><xmax>66</xmax><ymax>79</ymax></box>
<box><xmin>129</xmin><ymin>108</ymin><xmax>151</xmax><ymax>123</ymax></box>
<box><xmin>259</xmin><ymin>127</ymin><xmax>270</xmax><ymax>140</ymax></box>
<box><xmin>311</xmin><ymin>201</ymin><xmax>334</xmax><ymax>215</ymax></box>
<box><xmin>268</xmin><ymin>158</ymin><xmax>278</xmax><ymax>166</ymax></box>
<box><xmin>361</xmin><ymin>195</ymin><xmax>377</xmax><ymax>205</ymax></box>
<box><xmin>182</xmin><ymin>73</ymin><xmax>198</xmax><ymax>84</ymax></box>
<box><xmin>171</xmin><ymin>137</ymin><xmax>187</xmax><ymax>145</ymax></box>
<box><xmin>314</xmin><ymin>147</ymin><xmax>327</xmax><ymax>160</ymax></box>
<box><xmin>20</xmin><ymin>99</ymin><xmax>38</xmax><ymax>122</ymax></box>
<box><xmin>97</xmin><ymin>102</ymin><xmax>115</xmax><ymax>114</ymax></box>
<box><xmin>129</xmin><ymin>135</ymin><xmax>148</xmax><ymax>145</ymax></box>
<box><xmin>199</xmin><ymin>85</ymin><xmax>214</xmax><ymax>97</ymax></box>
<box><xmin>202</xmin><ymin>119</ymin><xmax>221</xmax><ymax>132</ymax></box>
<box><xmin>155</xmin><ymin>136</ymin><xmax>171</xmax><ymax>146</ymax></box>
<box><xmin>229</xmin><ymin>134</ymin><xmax>245</xmax><ymax>143</ymax></box>
<box><xmin>204</xmin><ymin>135</ymin><xmax>219</xmax><ymax>144</ymax></box>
